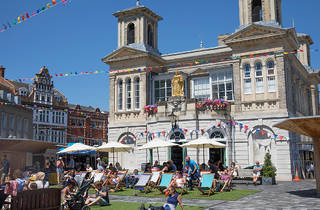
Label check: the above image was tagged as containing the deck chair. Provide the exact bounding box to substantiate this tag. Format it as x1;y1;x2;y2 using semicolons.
117;170;128;187
149;171;161;187
134;173;152;192
196;173;215;196
154;173;173;193
92;172;104;183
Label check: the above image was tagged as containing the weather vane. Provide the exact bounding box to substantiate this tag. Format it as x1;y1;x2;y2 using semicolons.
136;0;140;7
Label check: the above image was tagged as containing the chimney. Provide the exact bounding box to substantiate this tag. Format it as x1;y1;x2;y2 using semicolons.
217;33;230;46
0;66;5;78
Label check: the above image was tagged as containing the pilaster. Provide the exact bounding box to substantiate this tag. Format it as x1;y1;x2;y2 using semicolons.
233;61;242;112
276;55;286;110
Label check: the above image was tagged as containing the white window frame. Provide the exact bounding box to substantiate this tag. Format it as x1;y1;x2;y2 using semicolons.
134;77;140;110
243;63;252;94
255;62;264;93
126;78;132;111
153;79;172;103
267;60;276;92
192;77;211;100
211;70;234;101
117;80;123;111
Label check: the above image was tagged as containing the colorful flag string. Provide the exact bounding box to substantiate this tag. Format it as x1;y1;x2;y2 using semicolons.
7;49;319;83
0;0;70;33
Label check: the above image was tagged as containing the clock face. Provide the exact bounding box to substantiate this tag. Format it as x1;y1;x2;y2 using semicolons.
42;80;46;84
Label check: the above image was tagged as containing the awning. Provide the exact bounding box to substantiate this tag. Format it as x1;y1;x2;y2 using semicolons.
0;138;58;153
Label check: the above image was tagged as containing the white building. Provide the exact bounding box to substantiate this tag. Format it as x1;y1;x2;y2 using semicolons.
102;1;320;181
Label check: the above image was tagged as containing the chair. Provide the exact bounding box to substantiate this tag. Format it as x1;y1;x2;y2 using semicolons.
117;170;128;186
134;173;152;192
149;171;161;186
196;173;215;196
154;173;173;193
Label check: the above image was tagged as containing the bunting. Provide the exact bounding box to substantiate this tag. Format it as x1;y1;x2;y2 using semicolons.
0;0;70;33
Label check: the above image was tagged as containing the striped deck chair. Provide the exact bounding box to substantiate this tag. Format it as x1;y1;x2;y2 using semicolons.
117;170;128;187
154;173;173;193
134;173;152;192
149;171;161;187
196;173;215;196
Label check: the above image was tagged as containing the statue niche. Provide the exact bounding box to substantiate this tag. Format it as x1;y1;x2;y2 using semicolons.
172;71;184;97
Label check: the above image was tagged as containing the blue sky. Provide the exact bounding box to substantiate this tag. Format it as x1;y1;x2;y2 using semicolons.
0;0;319;111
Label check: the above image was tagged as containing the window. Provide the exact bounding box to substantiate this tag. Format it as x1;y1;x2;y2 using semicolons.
154;79;172;102
170;131;185;141
52;112;55;123
47;94;51;103
212;70;233;100
127;23;135;45
126;78;132;110
41;95;45;102
255;62;264;93
23;119;28;133
62;113;64;124
267;61;276;92
210;131;224;139
46;111;49;122
118;80;123;110
252;0;262;22
193;77;210;100
9;115;14;130
147;24;154;47
78;119;84;127
134;78;140;109
71;119;76;126
243;64;252;94
17;116;22;131
35;93;39;101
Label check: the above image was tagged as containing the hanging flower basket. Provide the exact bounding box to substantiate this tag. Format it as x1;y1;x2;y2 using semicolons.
196;99;229;111
144;104;158;115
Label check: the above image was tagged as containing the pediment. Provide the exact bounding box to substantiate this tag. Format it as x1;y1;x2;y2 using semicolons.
189;68;209;75
224;24;287;44
102;47;148;63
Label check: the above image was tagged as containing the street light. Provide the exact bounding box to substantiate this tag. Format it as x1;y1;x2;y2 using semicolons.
168;111;178;129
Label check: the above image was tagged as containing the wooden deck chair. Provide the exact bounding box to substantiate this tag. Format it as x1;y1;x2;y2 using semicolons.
196;173;215;196
134;173;152;192
149;171;161;187
92;172;104;183
117;170;128;187
154;173;173;193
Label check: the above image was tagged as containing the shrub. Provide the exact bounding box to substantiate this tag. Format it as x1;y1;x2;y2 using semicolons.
262;151;277;177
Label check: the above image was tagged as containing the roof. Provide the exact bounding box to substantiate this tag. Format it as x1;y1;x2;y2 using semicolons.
273;116;320;138
113;6;163;21
68;104;97;112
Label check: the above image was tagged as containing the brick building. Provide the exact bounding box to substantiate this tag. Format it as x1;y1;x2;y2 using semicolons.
67;104;108;146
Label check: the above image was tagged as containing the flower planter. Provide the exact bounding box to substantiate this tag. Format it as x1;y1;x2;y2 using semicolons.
262;177;276;185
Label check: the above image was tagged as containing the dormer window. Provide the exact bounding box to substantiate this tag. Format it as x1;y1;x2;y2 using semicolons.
19;87;28;96
127;23;135;45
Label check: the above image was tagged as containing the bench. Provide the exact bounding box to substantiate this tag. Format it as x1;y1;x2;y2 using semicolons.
10;188;62;210
232;169;262;185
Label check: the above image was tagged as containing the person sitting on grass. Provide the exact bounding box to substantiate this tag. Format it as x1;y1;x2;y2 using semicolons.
62;180;76;207
125;169;139;188
253;161;262;185
164;186;185;210
168;171;186;189
85;181;109;207
220;169;231;192
102;169;121;191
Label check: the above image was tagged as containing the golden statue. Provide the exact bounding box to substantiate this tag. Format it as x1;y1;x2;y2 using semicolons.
172;71;184;97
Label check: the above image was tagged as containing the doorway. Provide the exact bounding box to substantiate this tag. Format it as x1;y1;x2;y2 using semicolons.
171;146;183;171
209;148;225;166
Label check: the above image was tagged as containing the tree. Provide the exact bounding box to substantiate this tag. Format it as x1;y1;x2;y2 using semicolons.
262;151;277;177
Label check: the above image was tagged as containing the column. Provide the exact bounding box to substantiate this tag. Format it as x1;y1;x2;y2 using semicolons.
232;61;242;112
118;21;121;48
109;76;116;121
140;72;147;108
310;85;317;116
276;55;287;109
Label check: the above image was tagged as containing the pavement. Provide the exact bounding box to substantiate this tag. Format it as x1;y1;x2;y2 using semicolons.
109;181;320;210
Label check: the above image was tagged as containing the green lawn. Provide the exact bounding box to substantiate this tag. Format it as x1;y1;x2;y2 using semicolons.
108;188;259;201
89;202;204;210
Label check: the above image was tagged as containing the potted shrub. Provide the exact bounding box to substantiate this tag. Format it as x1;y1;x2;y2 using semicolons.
262;151;277;185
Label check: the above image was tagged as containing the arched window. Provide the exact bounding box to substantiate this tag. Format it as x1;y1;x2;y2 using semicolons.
170;131;185;141
243;64;252;94
267;60;276;92
210;131;224;139
118;80;123;110
126;78;132;110
134;78;140;109
255;62;264;93
252;0;262;22
127;23;135;45
118;132;136;145
147;24;154;47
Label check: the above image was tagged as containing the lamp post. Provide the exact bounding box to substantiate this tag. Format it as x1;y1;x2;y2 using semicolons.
168;111;178;129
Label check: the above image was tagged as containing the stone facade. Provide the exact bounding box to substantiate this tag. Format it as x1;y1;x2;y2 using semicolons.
102;1;320;181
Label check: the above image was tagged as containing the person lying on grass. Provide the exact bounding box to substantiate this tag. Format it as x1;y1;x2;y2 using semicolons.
85;181;109;206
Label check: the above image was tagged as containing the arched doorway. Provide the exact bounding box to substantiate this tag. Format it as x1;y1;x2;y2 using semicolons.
118;132;136;169
208;128;227;165
169;129;186;171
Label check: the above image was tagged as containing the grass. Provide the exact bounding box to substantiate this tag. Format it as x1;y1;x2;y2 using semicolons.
108;188;259;201
90;202;204;210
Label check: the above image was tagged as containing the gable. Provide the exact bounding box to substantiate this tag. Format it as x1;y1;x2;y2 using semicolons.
224;24;287;44
102;47;149;63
